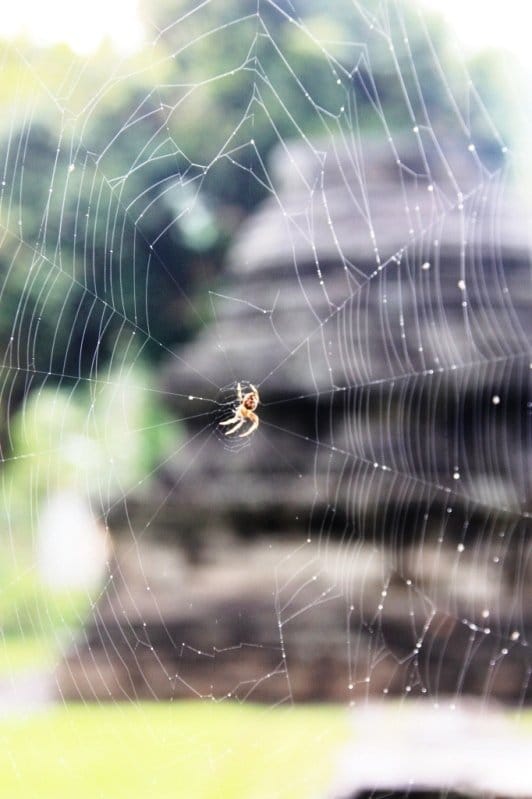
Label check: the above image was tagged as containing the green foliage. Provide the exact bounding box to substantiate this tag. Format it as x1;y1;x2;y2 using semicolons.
0;117;222;395
0;367;177;642
3;366;178;519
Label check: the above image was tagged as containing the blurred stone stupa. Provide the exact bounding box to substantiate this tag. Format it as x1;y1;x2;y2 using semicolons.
57;134;532;704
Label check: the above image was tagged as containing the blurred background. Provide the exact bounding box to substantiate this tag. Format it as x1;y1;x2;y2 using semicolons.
0;1;531;797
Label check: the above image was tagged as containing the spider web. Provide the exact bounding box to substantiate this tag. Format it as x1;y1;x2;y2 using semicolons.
0;0;531;796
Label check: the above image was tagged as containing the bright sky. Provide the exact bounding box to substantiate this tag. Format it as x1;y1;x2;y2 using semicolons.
0;0;144;54
0;0;530;63
423;0;532;69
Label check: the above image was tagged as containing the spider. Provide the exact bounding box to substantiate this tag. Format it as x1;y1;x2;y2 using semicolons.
219;382;260;438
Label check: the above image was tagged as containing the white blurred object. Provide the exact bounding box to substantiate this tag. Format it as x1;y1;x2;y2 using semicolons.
37;490;109;590
326;701;532;798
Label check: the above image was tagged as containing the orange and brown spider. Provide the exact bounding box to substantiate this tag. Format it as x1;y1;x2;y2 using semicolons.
219;382;260;437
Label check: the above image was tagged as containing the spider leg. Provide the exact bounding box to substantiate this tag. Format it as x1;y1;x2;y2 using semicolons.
219;414;239;426
239;415;258;437
224;418;245;436
237;382;242;402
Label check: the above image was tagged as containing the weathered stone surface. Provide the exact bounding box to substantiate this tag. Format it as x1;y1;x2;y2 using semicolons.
57;531;532;703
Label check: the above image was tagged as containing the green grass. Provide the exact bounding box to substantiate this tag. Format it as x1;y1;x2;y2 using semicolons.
0;701;349;798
